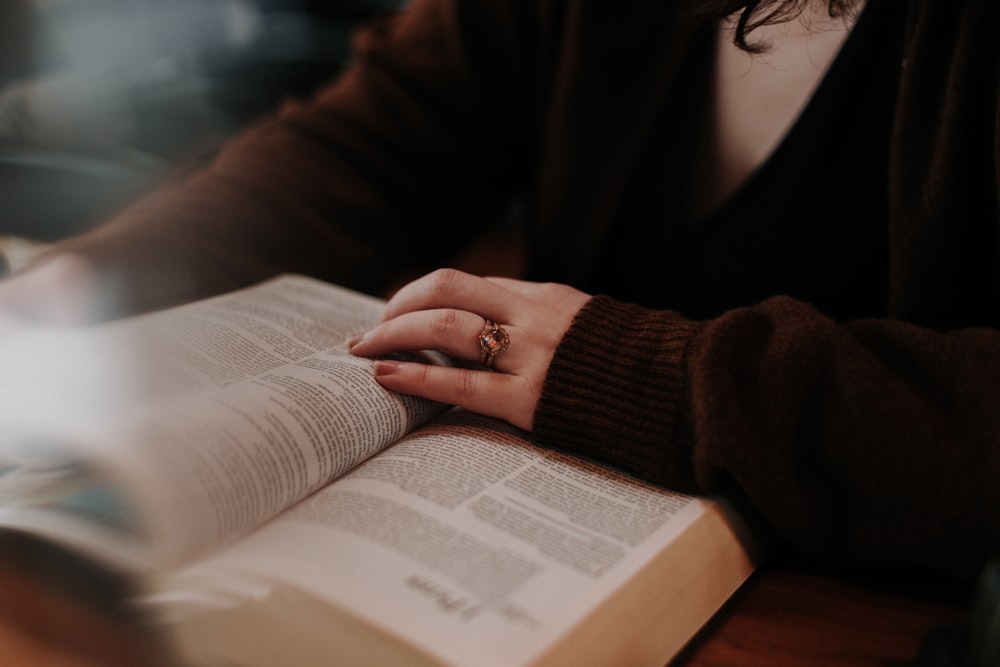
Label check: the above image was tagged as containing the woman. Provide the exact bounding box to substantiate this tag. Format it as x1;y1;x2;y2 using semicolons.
1;0;997;579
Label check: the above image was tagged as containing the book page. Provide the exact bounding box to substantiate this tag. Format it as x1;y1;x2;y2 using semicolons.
149;411;758;667
0;275;443;570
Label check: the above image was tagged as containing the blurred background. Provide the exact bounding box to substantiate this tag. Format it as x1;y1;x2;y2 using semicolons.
0;0;406;274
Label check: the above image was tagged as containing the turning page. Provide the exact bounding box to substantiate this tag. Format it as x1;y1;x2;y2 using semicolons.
0;275;441;570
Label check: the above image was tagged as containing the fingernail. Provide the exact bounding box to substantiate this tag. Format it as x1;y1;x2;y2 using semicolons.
373;359;402;377
348;332;367;350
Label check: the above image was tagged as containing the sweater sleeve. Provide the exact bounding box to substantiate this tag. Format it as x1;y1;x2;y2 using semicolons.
534;294;1000;579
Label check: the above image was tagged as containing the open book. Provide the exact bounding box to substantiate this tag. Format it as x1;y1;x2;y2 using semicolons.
0;274;765;667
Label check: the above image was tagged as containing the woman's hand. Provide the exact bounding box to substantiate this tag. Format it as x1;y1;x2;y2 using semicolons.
349;268;591;431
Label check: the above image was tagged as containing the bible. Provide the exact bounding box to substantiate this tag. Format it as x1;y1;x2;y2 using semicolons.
0;274;764;666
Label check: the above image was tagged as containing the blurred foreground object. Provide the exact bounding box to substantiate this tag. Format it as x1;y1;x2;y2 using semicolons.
0;235;48;277
0;0;406;242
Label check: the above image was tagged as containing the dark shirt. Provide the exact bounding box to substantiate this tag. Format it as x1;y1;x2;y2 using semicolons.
593;0;906;322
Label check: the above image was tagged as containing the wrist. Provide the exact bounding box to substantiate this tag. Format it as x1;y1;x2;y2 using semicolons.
533;295;702;489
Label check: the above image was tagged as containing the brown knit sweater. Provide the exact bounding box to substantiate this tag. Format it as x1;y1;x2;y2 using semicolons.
49;0;999;578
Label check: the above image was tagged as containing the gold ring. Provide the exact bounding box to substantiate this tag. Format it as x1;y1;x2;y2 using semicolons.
479;320;509;368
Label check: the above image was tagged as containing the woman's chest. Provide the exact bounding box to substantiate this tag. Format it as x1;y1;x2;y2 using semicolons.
691;10;856;220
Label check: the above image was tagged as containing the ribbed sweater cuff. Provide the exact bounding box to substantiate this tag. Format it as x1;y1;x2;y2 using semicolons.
532;295;703;489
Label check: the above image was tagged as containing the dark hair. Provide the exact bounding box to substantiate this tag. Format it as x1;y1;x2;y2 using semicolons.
694;0;863;52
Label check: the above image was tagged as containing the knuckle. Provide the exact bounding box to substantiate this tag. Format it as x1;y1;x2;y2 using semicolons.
428;268;463;296
454;370;482;401
431;308;463;336
413;362;434;386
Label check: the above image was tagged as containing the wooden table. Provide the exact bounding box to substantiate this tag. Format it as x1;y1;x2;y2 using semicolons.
0;532;973;667
675;553;972;667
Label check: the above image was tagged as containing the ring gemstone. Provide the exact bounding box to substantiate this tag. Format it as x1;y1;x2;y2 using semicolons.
479;321;509;368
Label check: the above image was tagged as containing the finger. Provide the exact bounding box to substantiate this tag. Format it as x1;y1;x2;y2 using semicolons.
351;308;488;362
372;359;536;431
482;276;539;296
381;268;521;324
